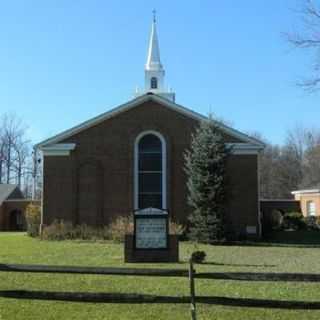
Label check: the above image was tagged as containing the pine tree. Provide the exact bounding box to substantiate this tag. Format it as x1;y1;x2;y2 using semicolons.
184;117;230;243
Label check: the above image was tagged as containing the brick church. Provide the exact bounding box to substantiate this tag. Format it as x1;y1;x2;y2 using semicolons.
36;16;264;237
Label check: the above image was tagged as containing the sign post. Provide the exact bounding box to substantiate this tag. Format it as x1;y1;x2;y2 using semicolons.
124;208;179;263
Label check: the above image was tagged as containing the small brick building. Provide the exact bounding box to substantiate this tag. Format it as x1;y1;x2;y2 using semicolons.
292;186;320;217
36;17;265;237
0;184;32;231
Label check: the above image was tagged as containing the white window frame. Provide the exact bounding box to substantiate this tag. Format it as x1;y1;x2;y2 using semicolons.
134;130;167;210
307;200;316;216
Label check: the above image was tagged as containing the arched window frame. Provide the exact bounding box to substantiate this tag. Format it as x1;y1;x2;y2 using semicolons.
150;77;158;89
134;130;167;210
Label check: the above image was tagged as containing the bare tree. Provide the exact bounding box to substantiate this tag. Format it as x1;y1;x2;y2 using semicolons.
0;113;32;192
257;125;320;198
302;145;320;186
286;0;320;91
0;127;5;184
12;137;31;188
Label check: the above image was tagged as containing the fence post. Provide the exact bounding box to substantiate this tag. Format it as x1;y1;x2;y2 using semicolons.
189;258;197;320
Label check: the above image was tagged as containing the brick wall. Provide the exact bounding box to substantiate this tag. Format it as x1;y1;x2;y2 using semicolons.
294;194;320;217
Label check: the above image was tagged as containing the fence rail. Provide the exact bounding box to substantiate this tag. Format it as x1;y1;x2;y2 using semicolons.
0;263;188;277
1;261;320;319
195;272;320;282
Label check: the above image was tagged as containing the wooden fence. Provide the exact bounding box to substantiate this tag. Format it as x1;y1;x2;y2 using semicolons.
1;261;320;319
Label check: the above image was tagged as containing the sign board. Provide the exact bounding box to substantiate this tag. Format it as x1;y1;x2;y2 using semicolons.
135;214;168;249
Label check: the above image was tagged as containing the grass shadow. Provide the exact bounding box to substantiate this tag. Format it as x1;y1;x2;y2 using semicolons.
202;262;277;268
1;290;320;309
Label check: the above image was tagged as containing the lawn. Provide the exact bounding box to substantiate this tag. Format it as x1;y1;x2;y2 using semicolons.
1;233;320;319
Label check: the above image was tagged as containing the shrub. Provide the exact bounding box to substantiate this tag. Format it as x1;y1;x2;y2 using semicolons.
42;220;73;241
282;212;306;230
304;216;320;230
191;251;206;263
169;220;185;236
25;203;41;237
41;220;110;241
41;216;185;242
261;209;283;235
109;215;133;242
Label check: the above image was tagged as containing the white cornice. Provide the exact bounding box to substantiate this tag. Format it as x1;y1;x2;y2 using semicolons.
260;199;298;202
41;143;76;156
228;143;264;155
291;189;320;195
35;94;265;149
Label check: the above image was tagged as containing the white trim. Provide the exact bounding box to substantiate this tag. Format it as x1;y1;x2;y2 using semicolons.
291;189;320;195
260;199;299;202
135;208;168;215
35;93;265;149
134;130;167;211
40;150;44;232
41;143;76;156
227;143;263;155
257;150;262;237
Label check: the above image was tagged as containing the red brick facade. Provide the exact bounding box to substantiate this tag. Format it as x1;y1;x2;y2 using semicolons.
41;98;261;236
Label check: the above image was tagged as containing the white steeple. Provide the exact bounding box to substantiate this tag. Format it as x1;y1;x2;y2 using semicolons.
145;12;163;72
134;11;175;102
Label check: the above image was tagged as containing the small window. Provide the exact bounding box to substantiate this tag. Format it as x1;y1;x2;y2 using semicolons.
307;201;316;216
151;77;158;89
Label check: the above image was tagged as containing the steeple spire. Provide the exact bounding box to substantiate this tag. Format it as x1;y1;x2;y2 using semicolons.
134;12;175;102
145;10;163;71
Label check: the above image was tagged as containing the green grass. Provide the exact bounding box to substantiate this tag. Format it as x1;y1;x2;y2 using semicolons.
0;233;320;319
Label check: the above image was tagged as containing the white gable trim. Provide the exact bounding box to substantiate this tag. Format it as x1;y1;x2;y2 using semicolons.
35;93;265;149
228;143;263;155
41;143;76;156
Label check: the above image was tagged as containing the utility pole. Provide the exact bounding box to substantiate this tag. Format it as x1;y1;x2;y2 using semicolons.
32;147;37;200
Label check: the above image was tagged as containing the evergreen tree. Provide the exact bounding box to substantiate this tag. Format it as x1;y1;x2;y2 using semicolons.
184;117;230;243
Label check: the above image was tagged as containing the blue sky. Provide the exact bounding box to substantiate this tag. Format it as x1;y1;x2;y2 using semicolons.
0;0;318;145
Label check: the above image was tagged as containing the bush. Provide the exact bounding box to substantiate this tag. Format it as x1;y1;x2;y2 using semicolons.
41;216;186;242
261;209;283;235
169;220;185;236
25;203;41;237
41;220;110;241
42;220;73;241
271;210;283;230
41;216;133;242
282;212;306;230
109;215;133;242
304;216;320;230
191;251;206;263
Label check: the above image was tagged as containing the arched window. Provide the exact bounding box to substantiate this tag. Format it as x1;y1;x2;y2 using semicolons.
134;131;166;210
151;77;158;89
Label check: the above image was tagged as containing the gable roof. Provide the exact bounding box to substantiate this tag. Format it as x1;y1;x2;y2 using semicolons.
0;184;22;205
35;93;265;149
